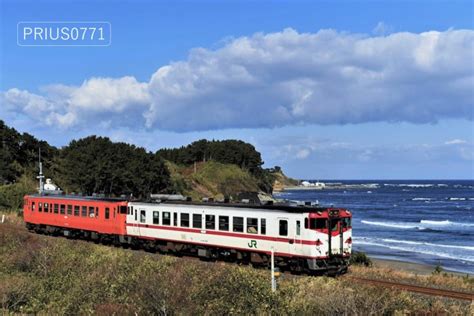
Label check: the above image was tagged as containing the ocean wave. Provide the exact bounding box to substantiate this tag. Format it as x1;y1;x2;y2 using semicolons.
420;220;474;227
447;197;467;201
361;219;474;230
382;183;469;189
381;238;474;251
411;197;432;201
361;220;421;230
384;184;435;188
354;237;474;263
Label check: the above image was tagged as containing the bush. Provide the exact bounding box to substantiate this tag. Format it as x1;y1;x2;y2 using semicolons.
0;177;36;212
432;264;443;275
349;251;373;267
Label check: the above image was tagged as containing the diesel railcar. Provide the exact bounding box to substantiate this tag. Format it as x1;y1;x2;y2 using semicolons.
23;194;352;275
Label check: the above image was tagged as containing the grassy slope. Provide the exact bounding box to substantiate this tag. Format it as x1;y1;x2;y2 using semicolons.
272;170;299;191
0;216;472;314
166;160;260;201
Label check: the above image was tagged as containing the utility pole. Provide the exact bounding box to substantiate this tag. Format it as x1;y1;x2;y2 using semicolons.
37;148;44;195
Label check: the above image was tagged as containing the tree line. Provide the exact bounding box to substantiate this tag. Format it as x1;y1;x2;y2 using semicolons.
58;136;170;197
156;139;274;193
1;121;274;199
0;121;170;198
0;120;58;184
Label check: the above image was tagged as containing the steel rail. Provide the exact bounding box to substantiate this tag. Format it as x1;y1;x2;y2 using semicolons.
347;276;473;301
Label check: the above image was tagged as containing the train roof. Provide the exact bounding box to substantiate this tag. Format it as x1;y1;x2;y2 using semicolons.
27;193;127;203
133;200;339;214
27;194;344;213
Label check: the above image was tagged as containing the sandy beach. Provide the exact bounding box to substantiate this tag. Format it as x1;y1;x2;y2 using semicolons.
371;257;472;277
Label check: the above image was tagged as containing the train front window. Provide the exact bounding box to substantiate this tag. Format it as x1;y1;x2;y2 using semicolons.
341;217;352;228
330;220;338;232
309;218;327;230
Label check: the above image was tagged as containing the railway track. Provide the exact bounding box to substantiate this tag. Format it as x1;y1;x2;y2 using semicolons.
346;276;474;301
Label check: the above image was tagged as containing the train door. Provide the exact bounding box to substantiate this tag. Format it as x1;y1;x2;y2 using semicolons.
137;209;147;237
328;217;342;256
198;210;207;244
278;217;290;254
132;207;140;237
292;219;303;255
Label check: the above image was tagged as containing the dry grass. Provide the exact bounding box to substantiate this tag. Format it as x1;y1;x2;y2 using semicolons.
350;265;474;292
1;215;472;315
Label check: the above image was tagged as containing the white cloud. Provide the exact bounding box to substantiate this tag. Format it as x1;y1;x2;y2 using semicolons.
68;77;149;112
2;28;473;131
1;77;149;129
372;21;393;36
295;148;311;159
445;139;467;145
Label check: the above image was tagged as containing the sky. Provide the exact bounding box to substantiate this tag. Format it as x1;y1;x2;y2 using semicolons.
1;0;473;179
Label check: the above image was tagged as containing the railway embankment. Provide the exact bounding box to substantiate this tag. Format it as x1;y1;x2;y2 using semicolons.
1;213;472;314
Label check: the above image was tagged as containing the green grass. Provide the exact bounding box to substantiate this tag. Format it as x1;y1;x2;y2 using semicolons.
166;160;260;200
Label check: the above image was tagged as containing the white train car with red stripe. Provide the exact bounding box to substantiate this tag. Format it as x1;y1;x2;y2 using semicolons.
23;180;352;274
126;201;352;274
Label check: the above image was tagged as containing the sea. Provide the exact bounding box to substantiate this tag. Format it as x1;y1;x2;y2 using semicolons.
273;180;474;274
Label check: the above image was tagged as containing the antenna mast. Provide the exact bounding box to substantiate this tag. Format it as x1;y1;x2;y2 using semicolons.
37;148;44;195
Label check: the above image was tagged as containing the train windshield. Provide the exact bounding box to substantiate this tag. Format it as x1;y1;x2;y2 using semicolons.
341;217;352;228
309;218;327;229
309;218;340;230
308;212;352;231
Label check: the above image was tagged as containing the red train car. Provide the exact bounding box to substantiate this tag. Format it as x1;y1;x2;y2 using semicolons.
23;194;128;242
